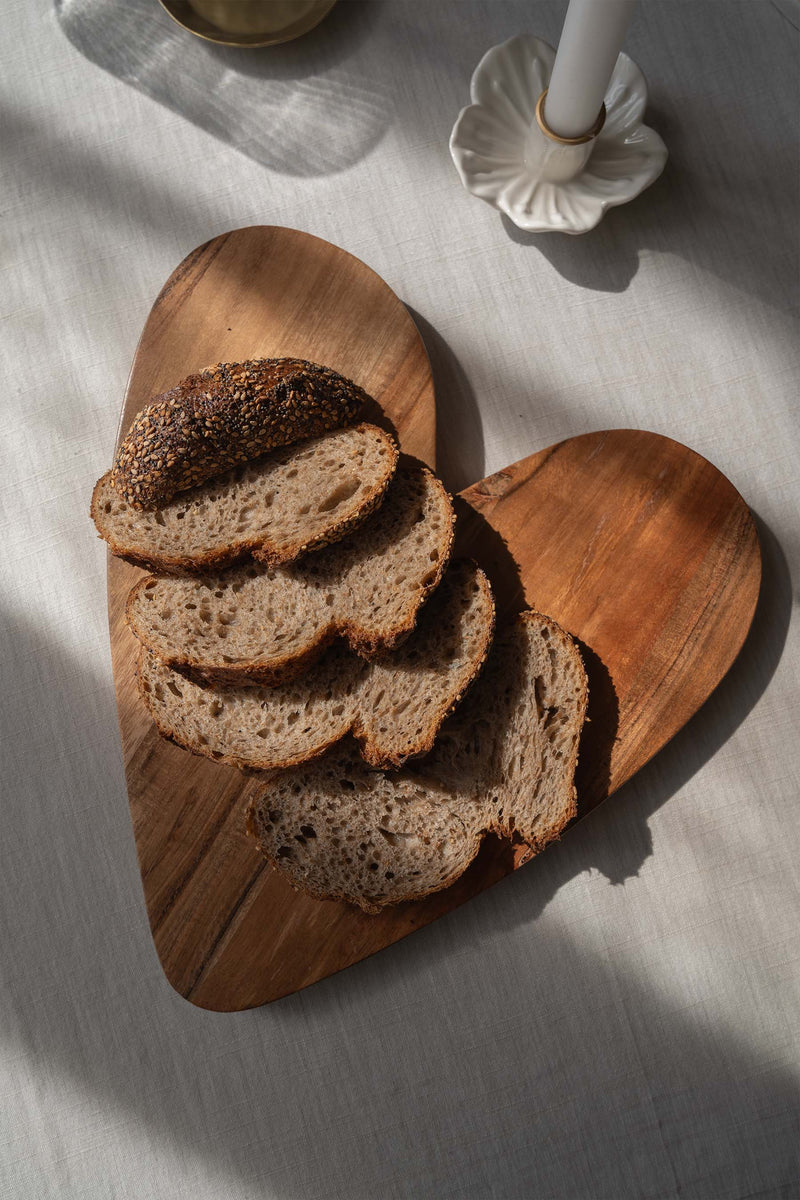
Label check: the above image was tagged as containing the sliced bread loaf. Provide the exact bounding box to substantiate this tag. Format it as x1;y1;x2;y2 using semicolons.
92;423;397;574
111;358;371;509
138;561;495;771
126;467;454;684
246;612;588;912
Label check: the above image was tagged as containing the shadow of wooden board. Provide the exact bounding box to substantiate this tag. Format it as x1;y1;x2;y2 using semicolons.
105;228;761;1011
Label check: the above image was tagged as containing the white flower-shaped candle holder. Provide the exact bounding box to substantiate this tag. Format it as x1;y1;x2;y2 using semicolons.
450;35;667;235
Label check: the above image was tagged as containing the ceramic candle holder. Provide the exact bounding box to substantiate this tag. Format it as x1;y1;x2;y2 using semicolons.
450;35;667;235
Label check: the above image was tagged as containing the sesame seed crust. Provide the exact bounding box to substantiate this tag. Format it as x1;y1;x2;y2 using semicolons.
111;358;371;510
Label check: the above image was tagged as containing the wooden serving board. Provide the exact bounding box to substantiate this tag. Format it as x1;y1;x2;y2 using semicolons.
107;228;761;1011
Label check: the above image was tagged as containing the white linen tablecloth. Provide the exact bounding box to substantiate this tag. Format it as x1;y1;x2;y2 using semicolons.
2;2;798;1197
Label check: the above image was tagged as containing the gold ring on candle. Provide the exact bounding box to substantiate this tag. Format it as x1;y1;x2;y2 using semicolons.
535;90;607;144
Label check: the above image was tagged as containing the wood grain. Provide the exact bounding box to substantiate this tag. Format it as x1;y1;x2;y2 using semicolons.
105;228;761;1011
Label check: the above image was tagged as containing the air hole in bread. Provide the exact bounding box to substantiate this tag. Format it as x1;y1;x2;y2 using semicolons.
154;512;166;527
318;478;360;513
166;680;182;698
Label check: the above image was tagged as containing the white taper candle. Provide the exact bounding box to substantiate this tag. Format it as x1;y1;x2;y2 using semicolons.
544;0;638;139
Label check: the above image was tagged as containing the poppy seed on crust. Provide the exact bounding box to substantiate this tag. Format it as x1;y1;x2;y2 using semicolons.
111;358;371;510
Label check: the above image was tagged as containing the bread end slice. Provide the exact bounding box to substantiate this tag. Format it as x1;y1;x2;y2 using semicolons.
91;423;398;575
111;358;371;510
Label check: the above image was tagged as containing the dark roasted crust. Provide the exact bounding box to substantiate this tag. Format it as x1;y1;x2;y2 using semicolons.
111;358;371;509
91;425;399;576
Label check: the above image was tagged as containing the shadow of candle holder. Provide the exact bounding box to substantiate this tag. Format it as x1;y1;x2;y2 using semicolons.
55;0;392;177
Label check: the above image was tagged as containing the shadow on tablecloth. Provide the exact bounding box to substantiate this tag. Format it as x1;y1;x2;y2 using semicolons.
54;0;392;176
2;500;794;1196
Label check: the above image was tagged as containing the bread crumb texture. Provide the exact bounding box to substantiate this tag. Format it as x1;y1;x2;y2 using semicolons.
247;613;588;912
137;560;494;771
92;424;398;573
125;467;455;682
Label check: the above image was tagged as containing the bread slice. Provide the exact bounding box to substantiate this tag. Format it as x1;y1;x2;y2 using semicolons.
138;561;495;771
111;358;371;509
246;612;588;912
91;423;397;574
126;468;455;684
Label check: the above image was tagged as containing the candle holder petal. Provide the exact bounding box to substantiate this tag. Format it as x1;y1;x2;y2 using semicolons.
449;35;667;235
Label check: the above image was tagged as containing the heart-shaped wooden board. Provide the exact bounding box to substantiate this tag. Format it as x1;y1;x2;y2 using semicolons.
106;228;761;1011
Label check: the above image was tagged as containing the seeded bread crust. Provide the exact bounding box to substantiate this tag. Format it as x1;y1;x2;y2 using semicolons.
247;612;588;912
111;358;371;509
136;561;495;771
91;424;398;575
125;468;455;685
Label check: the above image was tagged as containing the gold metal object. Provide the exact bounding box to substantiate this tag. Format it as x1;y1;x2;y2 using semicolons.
535;89;606;145
157;0;337;48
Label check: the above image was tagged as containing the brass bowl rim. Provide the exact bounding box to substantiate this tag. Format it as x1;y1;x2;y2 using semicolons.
156;0;338;48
